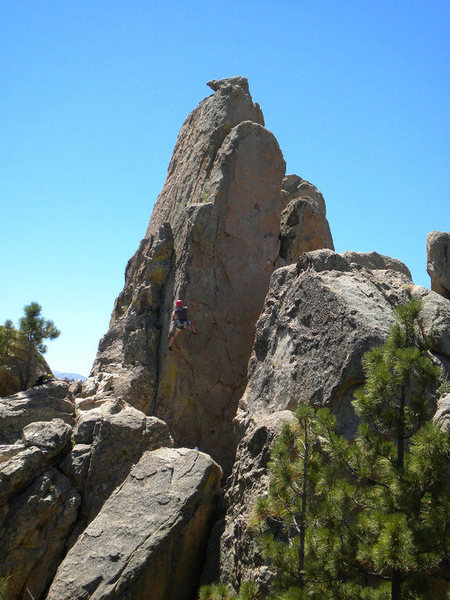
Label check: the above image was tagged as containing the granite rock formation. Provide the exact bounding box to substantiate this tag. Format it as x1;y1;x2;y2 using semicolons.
0;382;79;599
434;392;450;433
427;231;450;299
277;174;334;266
0;383;194;600
1;78;448;600
61;397;172;535
87;76;286;475
0;342;52;397
46;448;222;600
217;251;449;590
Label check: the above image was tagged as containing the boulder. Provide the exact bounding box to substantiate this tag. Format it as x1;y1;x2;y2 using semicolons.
0;381;74;444
411;285;450;359
218;249;413;588
427;231;450;299
46;448;222;600
278;174;334;265
61;398;172;526
0;468;79;600
22;418;72;452
434;393;450;432
241;249;411;432
0;342;52;397
0;418;72;509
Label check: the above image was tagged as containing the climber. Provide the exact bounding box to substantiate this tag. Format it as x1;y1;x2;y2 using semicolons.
33;373;54;386
168;299;197;350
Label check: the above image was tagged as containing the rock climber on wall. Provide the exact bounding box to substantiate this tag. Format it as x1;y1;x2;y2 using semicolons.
168;299;197;350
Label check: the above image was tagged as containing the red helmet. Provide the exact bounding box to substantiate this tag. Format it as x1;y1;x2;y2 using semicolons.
176;299;183;307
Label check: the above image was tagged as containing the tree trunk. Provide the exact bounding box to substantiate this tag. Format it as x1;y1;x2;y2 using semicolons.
396;386;405;472
24;338;33;390
392;569;402;600
297;422;308;588
393;386;405;599
12;356;26;391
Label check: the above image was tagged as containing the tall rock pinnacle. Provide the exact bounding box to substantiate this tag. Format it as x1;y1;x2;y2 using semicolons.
89;77;286;473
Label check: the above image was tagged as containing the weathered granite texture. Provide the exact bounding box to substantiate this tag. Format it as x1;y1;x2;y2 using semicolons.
434;393;450;432
0;380;75;444
0;468;79;600
277;174;334;265
0;383;79;600
0;343;52;397
61;397;173;532
218;249;427;588
0;384;174;600
46;448;222;600
86;77;286;475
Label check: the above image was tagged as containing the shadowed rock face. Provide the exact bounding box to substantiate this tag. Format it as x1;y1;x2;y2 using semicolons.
277;174;334;265
217;250;450;590
427;231;450;299
88;78;285;474
218;249;418;588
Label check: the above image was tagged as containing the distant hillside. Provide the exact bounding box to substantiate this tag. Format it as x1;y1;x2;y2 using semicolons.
54;371;86;381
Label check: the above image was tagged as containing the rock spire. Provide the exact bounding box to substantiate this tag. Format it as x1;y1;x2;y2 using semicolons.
89;77;286;474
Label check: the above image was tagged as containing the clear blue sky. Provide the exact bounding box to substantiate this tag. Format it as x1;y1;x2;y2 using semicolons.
1;1;449;377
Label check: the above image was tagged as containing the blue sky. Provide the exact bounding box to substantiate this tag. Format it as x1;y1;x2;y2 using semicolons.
1;0;449;377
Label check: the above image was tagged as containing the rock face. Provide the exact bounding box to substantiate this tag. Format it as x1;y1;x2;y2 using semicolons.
241;250;412;433
434;393;450;432
0;382;79;600
0;384;174;600
427;231;450;299
88;77;286;475
0;468;80;600
278;174;334;265
217;249;428;588
46;448;222;600
61;397;173;532
0;380;75;445
411;285;450;358
0;345;52;398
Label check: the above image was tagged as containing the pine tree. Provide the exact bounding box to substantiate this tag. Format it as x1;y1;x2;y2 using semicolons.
18;302;60;389
198;581;261;600
251;404;335;599
198;300;449;600
0;320;26;390
322;298;449;600
197;405;336;600
0;303;60;390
